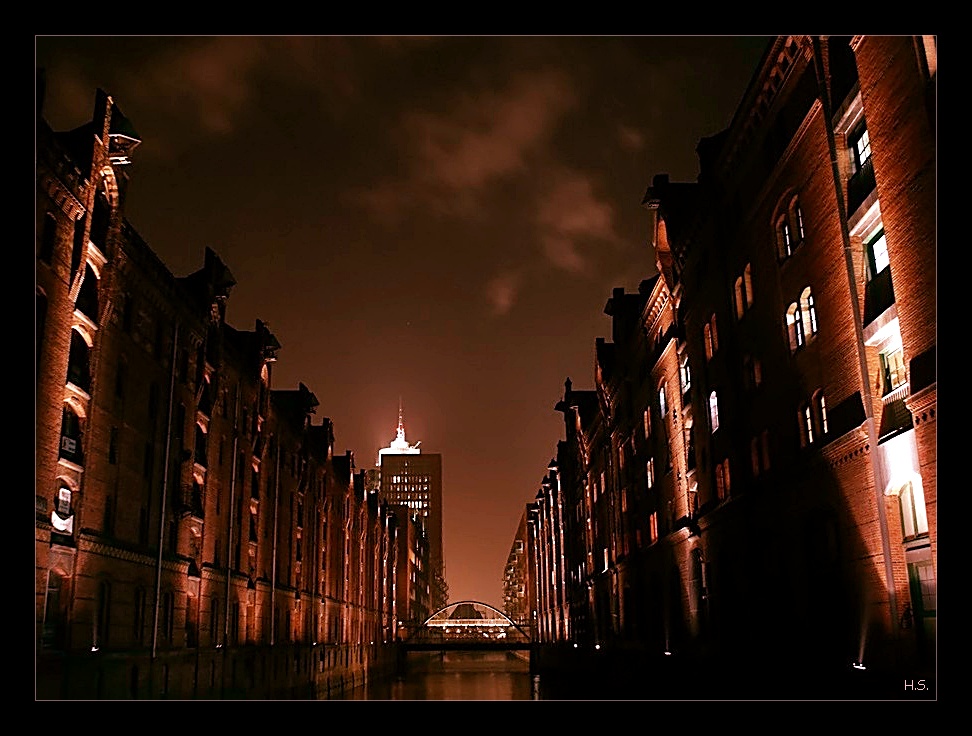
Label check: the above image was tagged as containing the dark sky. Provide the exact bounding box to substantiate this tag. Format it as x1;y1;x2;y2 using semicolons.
36;35;772;608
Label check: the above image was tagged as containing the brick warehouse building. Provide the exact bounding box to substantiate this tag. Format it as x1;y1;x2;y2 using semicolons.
527;36;935;698
35;81;420;699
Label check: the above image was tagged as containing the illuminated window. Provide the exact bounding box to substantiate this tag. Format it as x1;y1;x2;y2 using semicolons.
899;479;929;541
800;403;814;446
776;196;805;260
881;346;907;395
643;409;651;439
786;287;817;353
648;512;658;544
852;124;872;170
813;390;829;438
646;458;655;488
680;355;692;395
658;382;667;416
708;391;719;433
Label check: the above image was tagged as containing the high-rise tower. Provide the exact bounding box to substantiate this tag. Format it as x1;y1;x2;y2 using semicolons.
377;403;445;607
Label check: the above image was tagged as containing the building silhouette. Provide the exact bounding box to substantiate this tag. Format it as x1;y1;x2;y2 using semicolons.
524;35;936;698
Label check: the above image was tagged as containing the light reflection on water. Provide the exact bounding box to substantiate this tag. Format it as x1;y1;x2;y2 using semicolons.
334;651;536;701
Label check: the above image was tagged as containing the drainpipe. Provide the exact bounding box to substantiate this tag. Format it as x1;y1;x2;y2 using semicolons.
810;35;898;631
270;440;280;645
224;387;241;648
153;321;178;660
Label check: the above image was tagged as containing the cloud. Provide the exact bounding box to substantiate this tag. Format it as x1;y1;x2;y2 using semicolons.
535;170;619;273
485;271;524;317
353;68;577;220
129;38;268;135
618;123;645;152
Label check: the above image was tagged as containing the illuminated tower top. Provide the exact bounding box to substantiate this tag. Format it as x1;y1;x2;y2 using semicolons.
378;399;421;459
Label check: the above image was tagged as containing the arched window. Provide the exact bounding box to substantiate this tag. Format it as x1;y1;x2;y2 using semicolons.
658;382;667;416
708;390;719;433
786;302;804;352
813;390;829;438
777;215;792;260
800;403;814;446
734;263;754;320
734;276;746;320
795;203;805;243
800;287;818;341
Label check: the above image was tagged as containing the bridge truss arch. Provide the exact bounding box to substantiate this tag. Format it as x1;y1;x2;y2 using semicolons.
405;600;532;643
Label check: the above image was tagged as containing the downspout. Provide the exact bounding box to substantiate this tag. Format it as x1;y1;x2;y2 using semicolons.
153;320;178;660
270;440;280;645
810;35;898;632
224;387;240;648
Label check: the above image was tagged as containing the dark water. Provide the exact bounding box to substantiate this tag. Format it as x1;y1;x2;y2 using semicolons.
335;650;536;701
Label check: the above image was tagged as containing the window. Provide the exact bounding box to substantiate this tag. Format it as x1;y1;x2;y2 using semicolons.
761;430;771;471
777;216;793;260
813;390;829;439
786;286;817;353
800;403;814;446
776;196;805;260
864;228;889;280
899;479;929;541
852;124;872;170
643;409;651;439
648;512;658;544
708;391;720;433
881;347;907;395
658;382;667;416
800;287;818;341
134;587;146;643
109;427;118;464
704;314;719;359
680;355;692;395
716;459;731;500
734;263;754;319
646;458;655;488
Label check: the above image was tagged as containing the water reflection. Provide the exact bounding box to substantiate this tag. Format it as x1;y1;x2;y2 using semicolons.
336;651;534;701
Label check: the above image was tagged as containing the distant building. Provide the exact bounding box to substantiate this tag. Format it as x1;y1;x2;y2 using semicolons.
376;405;447;611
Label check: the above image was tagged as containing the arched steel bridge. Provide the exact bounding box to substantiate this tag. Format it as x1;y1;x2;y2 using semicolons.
400;601;533;651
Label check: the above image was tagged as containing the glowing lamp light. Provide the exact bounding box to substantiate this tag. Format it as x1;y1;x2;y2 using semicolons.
664;650;672;656
852;661;866;671
573;643;578;649
594;644;601;650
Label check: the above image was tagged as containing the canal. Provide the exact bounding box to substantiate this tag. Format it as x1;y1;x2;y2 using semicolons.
333;650;538;700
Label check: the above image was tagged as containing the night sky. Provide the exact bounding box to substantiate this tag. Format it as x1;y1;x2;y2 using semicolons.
36;36;772;608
